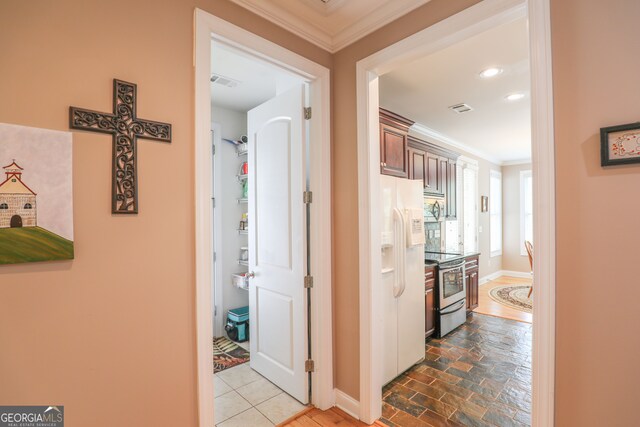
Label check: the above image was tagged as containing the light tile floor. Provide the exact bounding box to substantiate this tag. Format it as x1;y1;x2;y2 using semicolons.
214;363;306;426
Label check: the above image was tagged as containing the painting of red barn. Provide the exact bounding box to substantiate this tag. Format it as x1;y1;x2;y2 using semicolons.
0;123;73;264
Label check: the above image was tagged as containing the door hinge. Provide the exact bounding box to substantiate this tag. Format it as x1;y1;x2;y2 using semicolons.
305;359;315;372
212;143;216;155
304;275;314;289
304;107;312;120
303;191;313;204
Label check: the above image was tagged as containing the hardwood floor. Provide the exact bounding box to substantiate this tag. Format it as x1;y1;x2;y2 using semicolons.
280;407;370;426
474;276;533;323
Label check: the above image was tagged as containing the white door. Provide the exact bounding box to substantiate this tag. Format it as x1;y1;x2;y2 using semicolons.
247;84;308;404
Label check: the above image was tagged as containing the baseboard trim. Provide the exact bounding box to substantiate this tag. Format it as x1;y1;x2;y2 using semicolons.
479;270;502;285
334;389;360;420
480;270;532;285
501;270;534;279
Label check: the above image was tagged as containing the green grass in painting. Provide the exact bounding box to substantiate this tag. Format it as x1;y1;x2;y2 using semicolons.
0;227;74;264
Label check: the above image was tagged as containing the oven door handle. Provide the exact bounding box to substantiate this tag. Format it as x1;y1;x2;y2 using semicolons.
440;299;465;315
440;260;465;272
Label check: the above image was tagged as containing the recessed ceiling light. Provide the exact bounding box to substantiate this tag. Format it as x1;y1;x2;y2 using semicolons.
505;92;525;101
479;67;503;78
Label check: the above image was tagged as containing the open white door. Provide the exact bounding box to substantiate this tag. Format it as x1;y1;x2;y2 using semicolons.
247;84;308;404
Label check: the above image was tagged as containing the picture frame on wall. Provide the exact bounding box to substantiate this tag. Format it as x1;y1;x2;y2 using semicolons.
0;123;74;265
481;196;488;212
600;122;640;166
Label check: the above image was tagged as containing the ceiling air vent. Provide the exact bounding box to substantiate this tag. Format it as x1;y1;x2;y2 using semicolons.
449;103;474;114
210;74;240;88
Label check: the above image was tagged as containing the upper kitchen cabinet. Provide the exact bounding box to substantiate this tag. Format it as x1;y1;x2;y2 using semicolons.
439;157;449;196
379;108;414;178
425;150;440;195
447;159;457;219
408;147;426;185
409;136;458;198
379;108;459;217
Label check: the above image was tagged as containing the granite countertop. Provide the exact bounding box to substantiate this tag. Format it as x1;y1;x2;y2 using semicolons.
424;251;481;265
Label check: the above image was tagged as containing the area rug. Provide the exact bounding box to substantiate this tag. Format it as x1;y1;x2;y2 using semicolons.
213;336;250;373
488;285;533;313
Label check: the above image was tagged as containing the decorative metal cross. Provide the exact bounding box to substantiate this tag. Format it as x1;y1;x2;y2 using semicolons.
69;79;172;214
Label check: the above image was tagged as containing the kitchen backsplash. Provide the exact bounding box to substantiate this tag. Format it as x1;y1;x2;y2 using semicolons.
425;222;442;252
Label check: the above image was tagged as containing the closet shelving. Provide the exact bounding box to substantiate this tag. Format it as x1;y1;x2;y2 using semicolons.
234;140;249;291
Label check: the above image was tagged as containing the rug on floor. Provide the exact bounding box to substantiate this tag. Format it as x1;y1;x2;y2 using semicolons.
213;336;249;373
488;284;533;312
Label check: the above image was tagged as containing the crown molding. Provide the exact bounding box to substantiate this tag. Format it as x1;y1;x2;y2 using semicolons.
502;158;532;166
331;0;430;52
410;122;504;165
230;0;334;51
229;0;429;53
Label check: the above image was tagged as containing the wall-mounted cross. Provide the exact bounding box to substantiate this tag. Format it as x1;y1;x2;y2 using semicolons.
69;79;172;214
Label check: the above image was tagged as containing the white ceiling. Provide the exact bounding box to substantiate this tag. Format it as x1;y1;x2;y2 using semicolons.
229;0;429;52
211;42;303;112
379;18;531;164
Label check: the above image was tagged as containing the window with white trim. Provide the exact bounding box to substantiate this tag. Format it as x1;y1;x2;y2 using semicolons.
520;170;533;255
490;170;502;257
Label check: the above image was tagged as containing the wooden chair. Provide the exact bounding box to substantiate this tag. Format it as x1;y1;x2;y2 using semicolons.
525;241;534;298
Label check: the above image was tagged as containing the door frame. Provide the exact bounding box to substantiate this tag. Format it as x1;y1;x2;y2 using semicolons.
194;9;333;427
356;0;555;425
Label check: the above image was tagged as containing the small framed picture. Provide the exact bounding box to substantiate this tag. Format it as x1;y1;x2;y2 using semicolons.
600;122;640;166
481;196;488;212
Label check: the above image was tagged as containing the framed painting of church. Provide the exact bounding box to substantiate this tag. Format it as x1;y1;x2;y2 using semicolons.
0;123;74;264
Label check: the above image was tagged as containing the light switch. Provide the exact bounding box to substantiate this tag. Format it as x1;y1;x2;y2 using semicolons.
478;226;483;233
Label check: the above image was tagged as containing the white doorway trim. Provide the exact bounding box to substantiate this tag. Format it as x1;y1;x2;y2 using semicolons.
356;0;555;425
194;9;333;427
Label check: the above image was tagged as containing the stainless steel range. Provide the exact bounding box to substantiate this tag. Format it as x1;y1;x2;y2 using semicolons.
425;252;467;337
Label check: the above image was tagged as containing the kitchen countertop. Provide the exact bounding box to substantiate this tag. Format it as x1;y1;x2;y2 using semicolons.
424;251;481;265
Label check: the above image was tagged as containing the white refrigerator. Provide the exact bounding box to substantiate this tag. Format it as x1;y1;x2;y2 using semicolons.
380;175;426;385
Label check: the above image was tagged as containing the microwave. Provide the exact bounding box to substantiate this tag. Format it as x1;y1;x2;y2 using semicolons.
424;196;445;222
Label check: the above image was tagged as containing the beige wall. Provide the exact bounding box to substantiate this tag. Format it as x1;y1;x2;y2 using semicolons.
0;1;329;426
502;163;532;273
552;1;640;425
3;0;638;424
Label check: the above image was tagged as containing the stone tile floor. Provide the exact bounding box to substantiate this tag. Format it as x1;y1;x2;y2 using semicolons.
381;313;532;427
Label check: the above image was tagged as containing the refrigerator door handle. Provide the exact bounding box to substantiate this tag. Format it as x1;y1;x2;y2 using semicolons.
392;207;406;298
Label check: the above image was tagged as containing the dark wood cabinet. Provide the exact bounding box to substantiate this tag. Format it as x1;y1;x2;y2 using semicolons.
379;108;458;214
408;147;426;185
465;256;479;314
379;109;414;178
438;157;449;196
425;153;440;195
447;159;457;219
425;266;437;338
